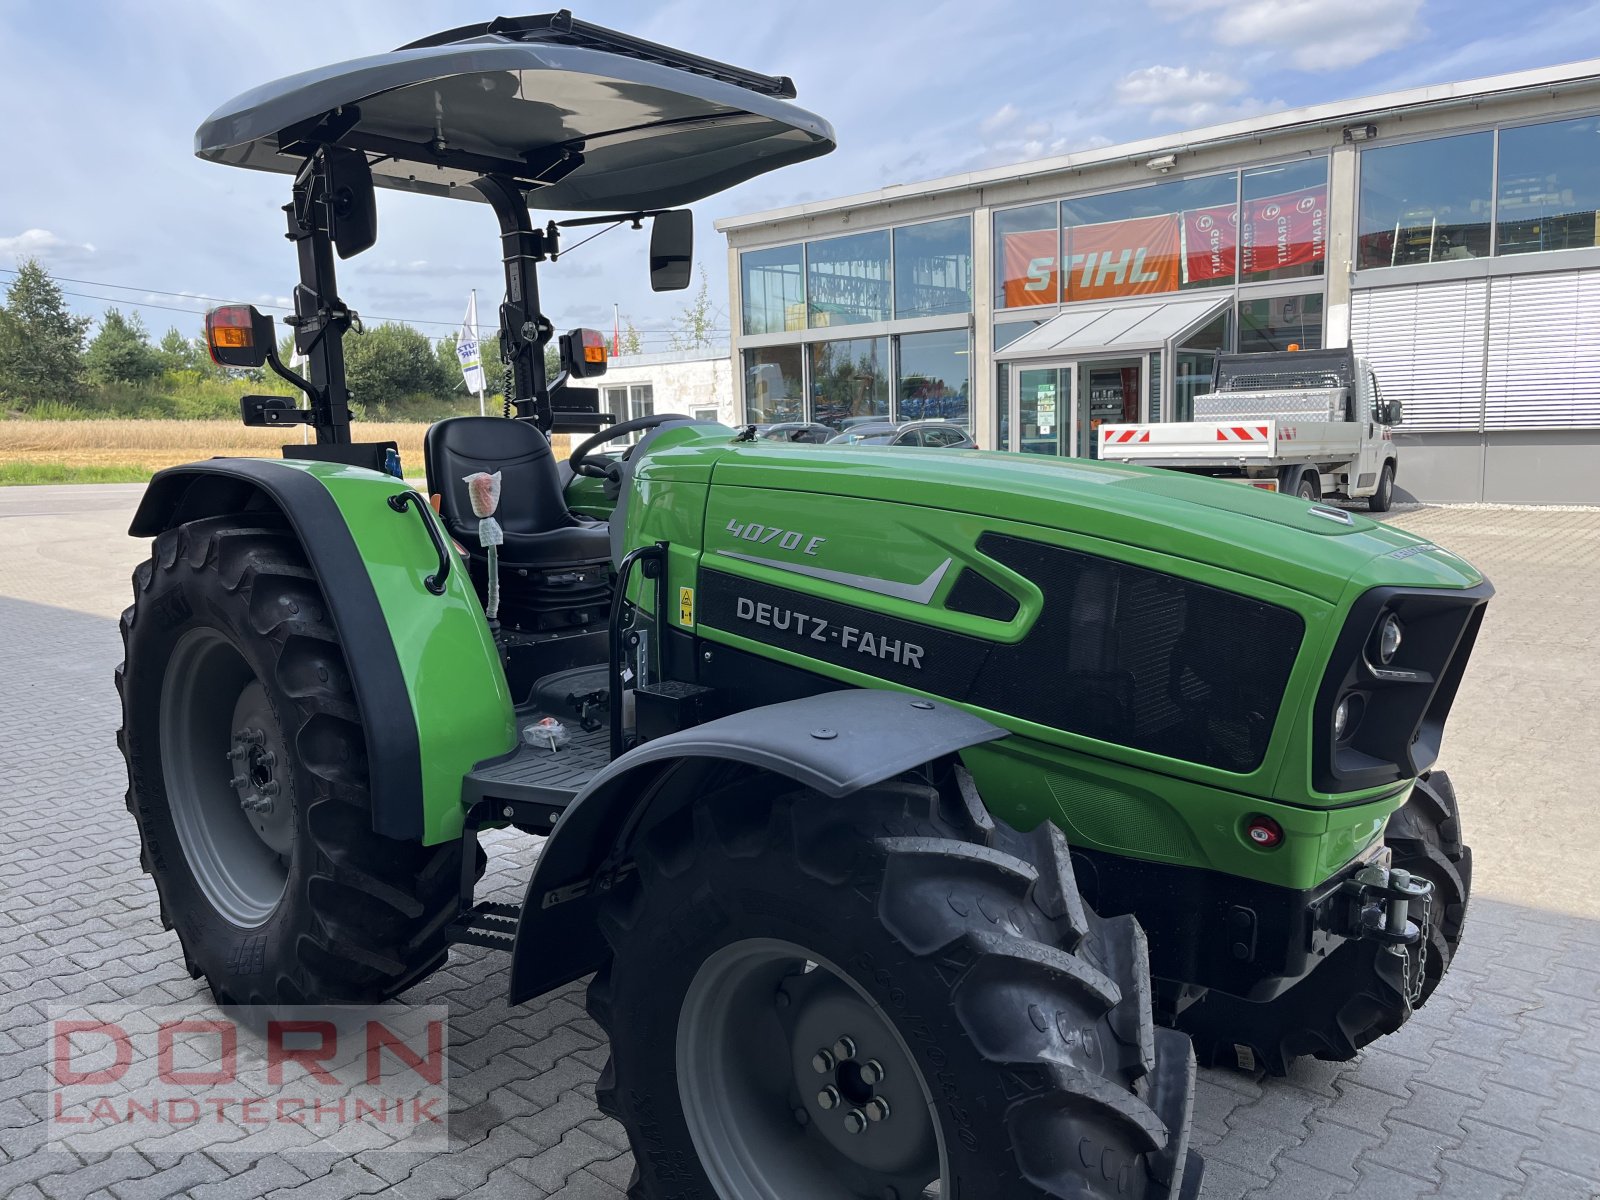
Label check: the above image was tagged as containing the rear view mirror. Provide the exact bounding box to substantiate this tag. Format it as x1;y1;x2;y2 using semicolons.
1380;399;1403;426
325;146;377;259
649;210;693;292
205;305;275;369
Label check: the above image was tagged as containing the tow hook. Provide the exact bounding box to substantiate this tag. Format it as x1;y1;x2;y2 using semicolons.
1344;864;1433;945
1343;864;1434;1003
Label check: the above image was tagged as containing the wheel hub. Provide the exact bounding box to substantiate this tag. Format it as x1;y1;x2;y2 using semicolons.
227;684;294;856
677;938;943;1200
159;629;291;929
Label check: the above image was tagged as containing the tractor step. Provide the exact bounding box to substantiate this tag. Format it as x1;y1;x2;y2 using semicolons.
447;900;521;952
463;719;613;814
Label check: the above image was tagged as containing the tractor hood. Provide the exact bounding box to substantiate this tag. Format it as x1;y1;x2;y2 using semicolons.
702;443;1483;602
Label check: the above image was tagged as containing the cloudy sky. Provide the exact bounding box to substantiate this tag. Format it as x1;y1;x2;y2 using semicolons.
3;0;1599;354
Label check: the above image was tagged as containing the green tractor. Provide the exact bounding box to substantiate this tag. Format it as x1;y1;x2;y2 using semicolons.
118;13;1489;1199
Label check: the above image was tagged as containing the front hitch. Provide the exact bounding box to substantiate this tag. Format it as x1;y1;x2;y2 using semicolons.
1340;864;1435;1004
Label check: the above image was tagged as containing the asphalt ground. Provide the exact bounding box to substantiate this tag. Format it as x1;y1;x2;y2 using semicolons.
1;483;1597;1198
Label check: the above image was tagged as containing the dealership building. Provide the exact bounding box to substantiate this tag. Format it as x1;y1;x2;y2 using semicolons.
715;59;1600;504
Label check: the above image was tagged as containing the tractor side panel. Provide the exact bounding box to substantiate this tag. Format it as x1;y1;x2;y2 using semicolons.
130;458;515;846
690;482;1396;890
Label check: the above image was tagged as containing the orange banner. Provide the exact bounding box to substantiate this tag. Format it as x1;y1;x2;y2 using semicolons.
1063;214;1182;302
1000;228;1059;307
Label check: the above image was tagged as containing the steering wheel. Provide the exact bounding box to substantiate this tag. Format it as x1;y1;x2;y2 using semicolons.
567;413;689;478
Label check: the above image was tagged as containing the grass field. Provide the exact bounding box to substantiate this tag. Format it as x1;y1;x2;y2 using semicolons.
0;419;572;484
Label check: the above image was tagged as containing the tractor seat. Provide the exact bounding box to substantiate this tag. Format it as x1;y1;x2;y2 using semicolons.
424;416;613;629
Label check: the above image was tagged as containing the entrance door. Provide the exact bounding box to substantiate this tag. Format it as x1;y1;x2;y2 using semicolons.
1079;358;1143;459
1010;363;1078;456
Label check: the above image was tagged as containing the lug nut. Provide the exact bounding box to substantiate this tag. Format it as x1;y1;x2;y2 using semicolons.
843;1108;868;1134
859;1059;885;1085
832;1036;856;1062
811;1049;836;1074
228;775;247;790
865;1097;891;1122
816;1086;840;1110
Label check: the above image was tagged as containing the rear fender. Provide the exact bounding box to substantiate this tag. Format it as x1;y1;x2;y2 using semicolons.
130;458;516;845
507;689;1005;1003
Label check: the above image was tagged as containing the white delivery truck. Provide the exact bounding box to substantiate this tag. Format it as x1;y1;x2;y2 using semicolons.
1099;348;1402;511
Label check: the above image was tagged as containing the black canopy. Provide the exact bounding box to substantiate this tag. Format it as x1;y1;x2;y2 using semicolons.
194;17;835;211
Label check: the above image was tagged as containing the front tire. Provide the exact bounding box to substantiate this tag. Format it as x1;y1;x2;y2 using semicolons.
1369;462;1396;512
587;765;1201;1199
117;514;475;1005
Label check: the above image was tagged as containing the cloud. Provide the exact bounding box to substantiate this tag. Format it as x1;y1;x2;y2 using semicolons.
1112;64;1284;127
979;103;1022;136
0;229;97;269
1153;0;1425;69
1115;65;1246;107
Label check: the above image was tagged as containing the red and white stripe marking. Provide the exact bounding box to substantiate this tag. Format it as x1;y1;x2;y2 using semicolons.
1215;425;1271;442
1105;429;1151;444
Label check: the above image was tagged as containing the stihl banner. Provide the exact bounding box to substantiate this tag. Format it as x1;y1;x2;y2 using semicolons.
1000;228;1058;307
1063;214;1181;302
998;187;1329;306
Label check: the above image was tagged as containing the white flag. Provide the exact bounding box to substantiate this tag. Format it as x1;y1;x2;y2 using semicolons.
457;293;486;395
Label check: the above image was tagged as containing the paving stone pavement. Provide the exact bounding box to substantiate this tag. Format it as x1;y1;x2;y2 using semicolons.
1;485;1598;1198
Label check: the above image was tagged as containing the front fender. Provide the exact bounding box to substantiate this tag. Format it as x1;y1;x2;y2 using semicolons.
130;457;516;845
507;689;1005;1003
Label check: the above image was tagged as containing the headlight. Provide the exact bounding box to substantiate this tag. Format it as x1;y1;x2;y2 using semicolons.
1376;614;1403;665
1334;697;1350;740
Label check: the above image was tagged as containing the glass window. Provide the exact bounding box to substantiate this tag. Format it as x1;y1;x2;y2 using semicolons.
741;244;806;335
1238;293;1323;355
1496;115;1600;256
896;330;970;425
1172;311;1230;422
893;217;972;317
810;337;889;430
807;230;890;327
630;383;654;421
1242;158;1328;281
1358;133;1493;269
743;346;804;425
603;385;628;418
994;203;1058;308
1061;172;1236;302
994;319;1044;350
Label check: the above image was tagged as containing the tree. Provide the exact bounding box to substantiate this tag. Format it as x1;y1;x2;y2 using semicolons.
0;259;92;406
621;319;643;356
666;266;719;352
342;321;452;410
157;326;211;375
86;308;162;385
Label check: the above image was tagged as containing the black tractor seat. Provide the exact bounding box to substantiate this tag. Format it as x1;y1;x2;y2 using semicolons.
424;416;613;630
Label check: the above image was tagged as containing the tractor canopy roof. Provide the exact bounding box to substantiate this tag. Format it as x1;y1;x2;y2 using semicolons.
194;11;836;211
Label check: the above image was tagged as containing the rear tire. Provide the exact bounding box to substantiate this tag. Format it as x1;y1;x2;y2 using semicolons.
1369;462;1396;512
1296;471;1320;502
587;765;1200;1199
1177;769;1472;1074
117;514;477;1005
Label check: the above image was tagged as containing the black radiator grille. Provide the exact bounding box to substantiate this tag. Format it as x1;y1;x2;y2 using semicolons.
969;534;1305;772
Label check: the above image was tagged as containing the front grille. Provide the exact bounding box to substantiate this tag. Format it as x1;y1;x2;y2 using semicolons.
969;535;1304;773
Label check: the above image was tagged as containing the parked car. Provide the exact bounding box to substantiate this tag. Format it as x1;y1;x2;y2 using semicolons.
826;419;977;448
753;421;834;444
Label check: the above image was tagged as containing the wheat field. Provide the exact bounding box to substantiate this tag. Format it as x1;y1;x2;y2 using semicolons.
0;419;571;478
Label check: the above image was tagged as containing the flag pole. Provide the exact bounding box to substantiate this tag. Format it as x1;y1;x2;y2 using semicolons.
472;288;485;417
